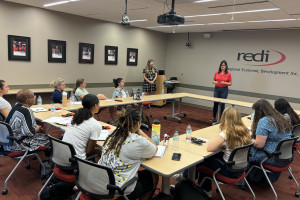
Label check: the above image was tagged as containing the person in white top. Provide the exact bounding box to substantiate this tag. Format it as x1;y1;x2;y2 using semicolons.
0;80;12;118
63;94;102;160
99;107;158;200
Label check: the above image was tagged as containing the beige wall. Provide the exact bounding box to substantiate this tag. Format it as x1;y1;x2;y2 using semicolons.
0;1;167;96
165;31;300;111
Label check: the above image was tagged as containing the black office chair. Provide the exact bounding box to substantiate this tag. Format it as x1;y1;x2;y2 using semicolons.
74;156;137;200
292;124;300;155
0;112;5;122
166;77;178;94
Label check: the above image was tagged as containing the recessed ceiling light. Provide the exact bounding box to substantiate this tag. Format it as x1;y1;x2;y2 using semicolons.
185;8;280;18
128;19;148;23
248;19;297;23
43;0;80;7
207;21;245;25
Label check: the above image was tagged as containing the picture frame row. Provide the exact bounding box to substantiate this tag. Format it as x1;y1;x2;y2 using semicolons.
7;35;138;66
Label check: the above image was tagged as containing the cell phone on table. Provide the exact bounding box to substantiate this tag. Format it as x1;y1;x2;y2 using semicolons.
172;153;181;161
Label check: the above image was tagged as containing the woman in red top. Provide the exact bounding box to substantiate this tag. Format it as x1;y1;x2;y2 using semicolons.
212;60;232;122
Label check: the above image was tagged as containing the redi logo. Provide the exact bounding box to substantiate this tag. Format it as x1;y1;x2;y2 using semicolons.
237;50;286;66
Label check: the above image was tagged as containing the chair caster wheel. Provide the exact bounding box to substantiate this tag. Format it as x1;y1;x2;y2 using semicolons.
178;120;181;123
240;184;246;190
295;192;299;197
164;116;167;120
289;175;293;179
25;165;31;169
2;189;8;195
183;114;186;117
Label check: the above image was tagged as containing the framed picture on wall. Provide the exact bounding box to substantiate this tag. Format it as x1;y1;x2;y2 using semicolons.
79;42;94;64
8;35;31;61
127;48;138;66
105;45;118;65
48;39;66;63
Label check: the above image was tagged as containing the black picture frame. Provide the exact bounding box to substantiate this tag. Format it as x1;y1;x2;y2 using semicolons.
8;35;31;61
105;45;118;65
127;48;138;66
48;39;66;63
79;42;94;64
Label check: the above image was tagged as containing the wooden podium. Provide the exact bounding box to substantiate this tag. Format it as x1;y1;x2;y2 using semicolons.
151;75;167;107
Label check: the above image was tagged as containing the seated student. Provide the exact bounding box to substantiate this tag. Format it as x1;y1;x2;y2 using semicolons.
99;107;158;200
62;94;102;160
73;78;107;101
112;78;129;99
50;78;69;103
274;98;300;126
173;107;251;197
4;89;49;152
248;99;292;183
0;80;12;118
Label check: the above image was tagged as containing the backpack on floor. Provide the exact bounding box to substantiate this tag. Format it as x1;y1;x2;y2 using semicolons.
173;180;210;200
141;111;151;128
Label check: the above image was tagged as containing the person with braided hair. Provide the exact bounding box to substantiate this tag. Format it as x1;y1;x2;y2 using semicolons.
99;107;158;200
63;94;102;160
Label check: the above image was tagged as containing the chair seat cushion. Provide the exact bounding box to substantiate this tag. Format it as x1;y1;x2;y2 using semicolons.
197;166;245;184
53;167;76;183
80;193;117;200
262;164;290;172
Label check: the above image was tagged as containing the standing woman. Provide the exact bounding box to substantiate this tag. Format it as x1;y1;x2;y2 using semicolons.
143;59;158;95
0;80;12;118
212;60;232;122
50;78;69;103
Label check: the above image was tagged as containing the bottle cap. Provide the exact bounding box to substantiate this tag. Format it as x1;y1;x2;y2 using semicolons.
153;119;160;124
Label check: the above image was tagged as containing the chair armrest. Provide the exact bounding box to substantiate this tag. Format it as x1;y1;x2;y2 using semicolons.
86;154;98;161
119;177;138;193
215;158;230;167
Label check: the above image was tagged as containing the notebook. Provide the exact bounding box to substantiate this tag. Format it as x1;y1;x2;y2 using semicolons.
155;145;166;157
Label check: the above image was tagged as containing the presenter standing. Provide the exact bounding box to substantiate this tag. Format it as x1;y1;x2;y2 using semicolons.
211;60;232;122
143;59;158;95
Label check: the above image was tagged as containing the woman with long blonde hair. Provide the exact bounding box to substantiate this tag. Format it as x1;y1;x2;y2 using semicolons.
173;107;251;197
142;59;158;95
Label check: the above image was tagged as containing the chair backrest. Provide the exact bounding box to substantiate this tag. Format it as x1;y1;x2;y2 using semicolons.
292;125;300;143
274;136;299;163
0;121;13;146
75;156;117;199
0;112;6;122
49;135;77;171
227;142;254;172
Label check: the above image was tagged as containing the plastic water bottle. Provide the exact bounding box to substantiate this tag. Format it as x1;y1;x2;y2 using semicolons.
51;103;56;117
70;95;75;106
141;92;145;101
161;88;164;99
37;95;42;106
186;125;192;142
173;131;179;150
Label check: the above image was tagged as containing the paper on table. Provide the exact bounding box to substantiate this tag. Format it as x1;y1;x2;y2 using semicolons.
73;101;82;105
197;138;210;142
105;99;112;101
98;130;111;141
155;145;166;157
43;117;72;126
31;107;48;112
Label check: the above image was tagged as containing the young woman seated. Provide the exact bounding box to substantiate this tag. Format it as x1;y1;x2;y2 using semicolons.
50;78;69;103
99;107;158;200
73;78;114;122
0;80;12;118
197;107;251;196
248;99;292;183
62;94;102;160
274;98;300;126
4;89;49;152
112;78;129;99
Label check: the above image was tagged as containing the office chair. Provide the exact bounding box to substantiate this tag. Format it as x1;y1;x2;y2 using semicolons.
0;121;47;195
292;124;300;155
74;156;137;200
245;137;299;200
38;135;77;200
197;143;255;200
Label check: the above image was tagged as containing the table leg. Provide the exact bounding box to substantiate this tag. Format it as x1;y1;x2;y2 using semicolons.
161;177;170;194
188;166;196;182
164;98;186;123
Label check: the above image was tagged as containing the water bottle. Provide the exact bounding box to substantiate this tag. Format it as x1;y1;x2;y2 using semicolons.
51;103;56;117
37;95;42;106
251;112;255;123
70;95;75;107
173;131;179;150
141;92;145;101
186;124;192;142
161;88;164;98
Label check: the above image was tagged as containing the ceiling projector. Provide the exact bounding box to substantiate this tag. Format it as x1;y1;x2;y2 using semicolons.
157;13;184;25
